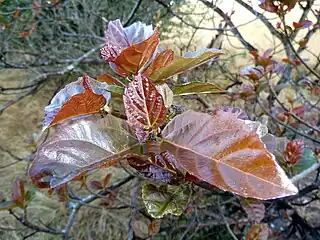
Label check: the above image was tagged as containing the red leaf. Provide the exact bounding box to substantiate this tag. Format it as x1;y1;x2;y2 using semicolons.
298;39;308;48
284;139;304;165
49;90;106;127
149;219;161;236
143;49;174;76
103;173;112;187
153;110;298;200
97;74;124;86
246;224;269;240
123;75;166;141
11;179;25;207
259;1;278;13
293;20;313;29
113;29;160;76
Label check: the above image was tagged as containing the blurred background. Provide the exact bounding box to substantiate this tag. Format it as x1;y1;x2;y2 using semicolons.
0;0;319;239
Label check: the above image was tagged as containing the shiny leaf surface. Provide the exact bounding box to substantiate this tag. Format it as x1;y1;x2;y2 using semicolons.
172;82;226;96
29;115;139;188
149;48;223;82
142;182;191;218
97;73;124;86
123;75;166;140
143;49;174;76
156;110;298;200
113;29;160;76
50;90;106;127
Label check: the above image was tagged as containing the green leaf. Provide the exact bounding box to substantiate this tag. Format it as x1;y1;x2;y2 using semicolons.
149;48;223;83
142;182;192;218
104;85;125;95
292;148;318;174
172;82;226;96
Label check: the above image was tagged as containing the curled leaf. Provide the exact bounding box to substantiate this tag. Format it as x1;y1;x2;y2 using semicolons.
123;75;166;141
112;30;160;76
246;223;269;240
149;48;223;82
284;139;304;165
29;115;139;188
155;110;298;200
172;82;226;96
142;182;191;218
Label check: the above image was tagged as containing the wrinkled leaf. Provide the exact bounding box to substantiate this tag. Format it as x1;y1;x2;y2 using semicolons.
284;139;304;165
149;48;223;82
113;29;160;76
142;182;191;218
172;82;226;96
240;198;265;224
144;49;174;76
50;90;106;127
245;223;269;240
123;74;166;141
29;115;139;188
154;110;298;200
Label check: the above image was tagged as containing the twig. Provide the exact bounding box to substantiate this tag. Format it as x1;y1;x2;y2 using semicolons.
291;162;320;184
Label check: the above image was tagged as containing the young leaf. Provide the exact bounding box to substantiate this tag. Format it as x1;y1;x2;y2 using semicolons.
245;224;269;240
123;75;166;141
149;219;161;236
240;198;265;224
293;20;313;29
97;74;124;86
103;173;112;187
154;110;298;200
113;29;160;76
50;90;106;127
142;182;191;218
29;115;139;188
143;49;174;76
149;48;223;82
284;139;304;165
172;82;226;96
11;179;25;207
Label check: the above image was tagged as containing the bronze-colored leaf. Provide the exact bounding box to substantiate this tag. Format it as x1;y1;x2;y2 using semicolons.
149;219;161;236
143;49;174;76
97;74;124;86
172;82;226;96
114;29;160;76
50;90;106;127
246;224;269;240
123;74;166;140
153;110;298;200
29;115;139;188
103;173;112;187
149;48;223;82
142;182;192;218
11;179;25;207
